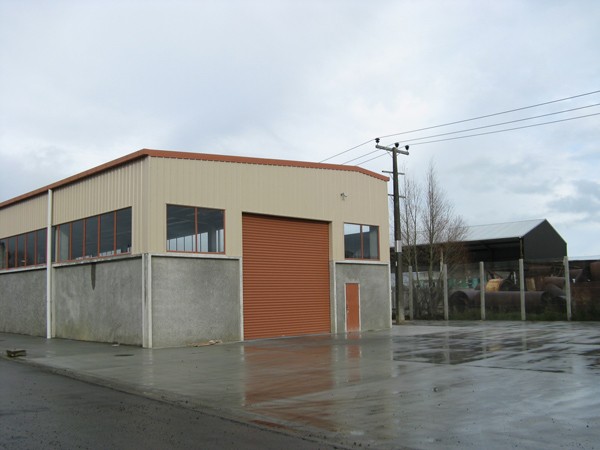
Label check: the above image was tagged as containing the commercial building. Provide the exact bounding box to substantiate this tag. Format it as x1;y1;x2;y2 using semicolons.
0;149;391;347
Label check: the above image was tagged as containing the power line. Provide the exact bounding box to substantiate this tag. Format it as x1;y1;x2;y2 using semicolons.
383;102;600;146
407;111;600;146
347;111;600;166
376;89;600;140
321;89;600;164
319;139;373;163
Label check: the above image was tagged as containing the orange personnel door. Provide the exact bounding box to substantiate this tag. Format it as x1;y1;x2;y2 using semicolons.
345;283;360;332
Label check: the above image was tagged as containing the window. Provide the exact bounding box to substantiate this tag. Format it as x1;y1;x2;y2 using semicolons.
0;229;47;270
85;216;99;258
344;223;379;260
167;204;224;253
7;237;16;268
54;208;132;263
71;220;84;260
16;234;25;267
115;208;132;254
36;229;46;265
99;212;115;256
57;223;71;261
0;239;6;269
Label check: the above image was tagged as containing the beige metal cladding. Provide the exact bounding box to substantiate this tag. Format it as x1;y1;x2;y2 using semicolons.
144;156;390;261
0;193;48;237
52;160;142;223
51;160;145;252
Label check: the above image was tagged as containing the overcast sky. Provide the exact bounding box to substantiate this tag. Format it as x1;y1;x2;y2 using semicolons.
1;0;599;257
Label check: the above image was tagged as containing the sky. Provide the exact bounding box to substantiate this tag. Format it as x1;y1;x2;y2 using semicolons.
1;0;599;257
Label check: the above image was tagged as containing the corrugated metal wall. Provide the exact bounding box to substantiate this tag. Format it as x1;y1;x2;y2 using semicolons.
145;157;389;260
242;213;331;340
0;194;48;237
52;160;145;252
1;154;389;262
52;160;142;223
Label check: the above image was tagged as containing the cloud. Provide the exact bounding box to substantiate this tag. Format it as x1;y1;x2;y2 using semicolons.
1;0;599;255
548;180;600;219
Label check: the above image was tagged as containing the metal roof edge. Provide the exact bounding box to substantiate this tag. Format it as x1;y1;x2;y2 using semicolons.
141;149;389;181
0;149;389;209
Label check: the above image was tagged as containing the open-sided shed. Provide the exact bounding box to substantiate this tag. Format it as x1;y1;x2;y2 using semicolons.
462;219;567;263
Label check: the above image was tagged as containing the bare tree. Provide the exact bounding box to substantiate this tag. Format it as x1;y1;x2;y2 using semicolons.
399;169;422;309
400;159;467;318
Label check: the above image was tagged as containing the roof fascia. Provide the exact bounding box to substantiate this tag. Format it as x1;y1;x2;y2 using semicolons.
0;149;388;209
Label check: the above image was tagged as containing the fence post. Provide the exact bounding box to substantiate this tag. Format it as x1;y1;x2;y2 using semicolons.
519;258;526;321
408;265;414;320
564;256;572;321
479;261;486;320
443;263;449;320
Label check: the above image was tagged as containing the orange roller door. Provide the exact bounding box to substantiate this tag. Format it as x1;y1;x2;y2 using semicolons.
242;213;331;340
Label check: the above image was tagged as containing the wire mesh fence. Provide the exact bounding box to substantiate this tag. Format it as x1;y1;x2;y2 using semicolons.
397;258;600;321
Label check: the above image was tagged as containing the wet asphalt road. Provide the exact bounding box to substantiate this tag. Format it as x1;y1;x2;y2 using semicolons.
2;321;600;449
0;358;340;450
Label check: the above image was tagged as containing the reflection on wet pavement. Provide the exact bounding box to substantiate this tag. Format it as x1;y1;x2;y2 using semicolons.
238;322;600;449
391;325;600;374
3;321;600;449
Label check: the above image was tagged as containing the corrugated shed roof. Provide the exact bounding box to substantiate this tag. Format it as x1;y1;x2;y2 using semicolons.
463;219;546;242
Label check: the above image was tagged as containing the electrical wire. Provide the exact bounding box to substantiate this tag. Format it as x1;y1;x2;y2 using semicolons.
321;89;600;164
376;89;600;140
343;103;600;164
347;111;600;166
387;103;600;145
319;139;373;163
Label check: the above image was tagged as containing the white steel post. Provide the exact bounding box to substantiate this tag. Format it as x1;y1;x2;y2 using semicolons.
479;261;486;320
46;189;53;339
147;253;153;348
564;256;572;321
408;265;414;320
443;263;449;320
519;258;526;320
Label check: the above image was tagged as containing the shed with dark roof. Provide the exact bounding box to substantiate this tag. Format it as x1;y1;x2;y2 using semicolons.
462;219;567;263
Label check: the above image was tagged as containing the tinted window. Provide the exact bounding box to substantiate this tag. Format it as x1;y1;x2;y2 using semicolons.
167;205;196;252
57;224;70;261
0;239;6;269
36;229;46;265
344;224;361;258
198;208;224;253
344;223;379;260
85;216;99;257
115;208;132;254
25;231;35;265
100;212;115;256
71;220;84;260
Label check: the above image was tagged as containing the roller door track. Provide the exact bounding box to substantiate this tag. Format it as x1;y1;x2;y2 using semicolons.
242;213;331;340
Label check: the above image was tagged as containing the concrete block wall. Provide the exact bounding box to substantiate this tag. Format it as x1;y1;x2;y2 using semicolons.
335;262;391;332
53;257;143;345
150;256;241;348
0;268;46;336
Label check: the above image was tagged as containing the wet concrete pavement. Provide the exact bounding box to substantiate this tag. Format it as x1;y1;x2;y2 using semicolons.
2;321;599;449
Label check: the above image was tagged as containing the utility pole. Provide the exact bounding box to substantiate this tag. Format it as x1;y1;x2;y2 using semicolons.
376;138;409;324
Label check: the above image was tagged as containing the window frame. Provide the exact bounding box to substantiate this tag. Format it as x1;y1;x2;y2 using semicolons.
166;204;225;254
0;228;48;270
344;222;380;261
53;207;132;263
